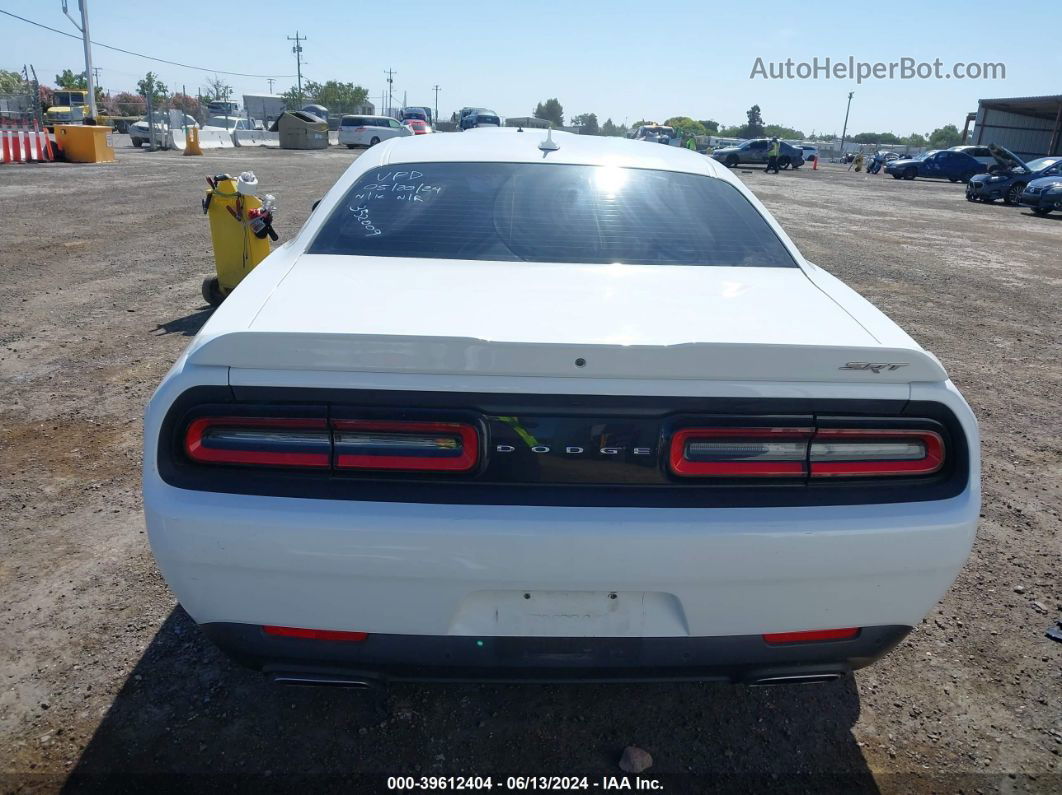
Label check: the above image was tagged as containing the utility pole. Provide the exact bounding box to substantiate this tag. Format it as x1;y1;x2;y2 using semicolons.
92;66;101;92
432;84;441;124
838;91;854;161
287;31;306;105
384;68;396;117
62;0;98;120
267;78;275;94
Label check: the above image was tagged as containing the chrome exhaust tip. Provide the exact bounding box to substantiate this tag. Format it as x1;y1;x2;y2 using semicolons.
751;672;844;686
271;672;377;688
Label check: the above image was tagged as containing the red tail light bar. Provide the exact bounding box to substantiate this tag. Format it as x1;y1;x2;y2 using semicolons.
669;426;944;479
333;419;478;472
263;625;369;642
183;415;479;474
763;627;860;644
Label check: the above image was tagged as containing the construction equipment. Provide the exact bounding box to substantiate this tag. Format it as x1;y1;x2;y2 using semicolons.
201;172;277;306
46;89;90;128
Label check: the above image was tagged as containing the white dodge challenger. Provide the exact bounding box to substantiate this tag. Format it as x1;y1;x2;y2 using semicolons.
144;129;979;686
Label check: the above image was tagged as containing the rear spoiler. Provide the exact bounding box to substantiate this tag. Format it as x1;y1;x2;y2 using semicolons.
187;332;949;384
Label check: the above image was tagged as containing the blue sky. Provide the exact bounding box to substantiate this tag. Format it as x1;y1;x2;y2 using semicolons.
4;0;1057;135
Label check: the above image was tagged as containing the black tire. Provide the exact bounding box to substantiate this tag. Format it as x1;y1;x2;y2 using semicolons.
725;154;739;167
903;167;916;180
949;177;959;183
779;155;791;169
1031;207;1051;216
346;144;355;149
369;136;381;146
966;192;977;202
201;277;225;307
132;138;143;148
891;173;902;179
1004;183;1025;206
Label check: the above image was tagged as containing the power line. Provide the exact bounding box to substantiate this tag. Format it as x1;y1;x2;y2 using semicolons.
0;8;297;78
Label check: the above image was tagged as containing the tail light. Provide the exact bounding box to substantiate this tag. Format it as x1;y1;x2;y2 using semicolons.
670;427;813;477
763;627;860;644
184;416;330;468
669;425;944;479
333;420;479;472
182;413;479;474
263;625;368;642
809;429;943;477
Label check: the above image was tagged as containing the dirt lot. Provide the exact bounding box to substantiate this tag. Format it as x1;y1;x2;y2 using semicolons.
1;143;1059;793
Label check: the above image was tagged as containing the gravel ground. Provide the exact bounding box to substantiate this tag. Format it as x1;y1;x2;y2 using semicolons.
0;143;1059;793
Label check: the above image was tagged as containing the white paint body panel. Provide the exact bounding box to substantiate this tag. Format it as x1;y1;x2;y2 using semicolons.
143;129;980;641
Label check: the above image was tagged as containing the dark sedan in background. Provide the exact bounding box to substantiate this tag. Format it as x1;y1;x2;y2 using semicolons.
712;139;806;169
885;150;986;182
966;147;1062;205
1019;175;1062;216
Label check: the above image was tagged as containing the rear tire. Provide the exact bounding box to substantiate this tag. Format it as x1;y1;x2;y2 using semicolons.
725;154;739;167
1004;183;1024;205
369;136;381;146
891;173;902;179
903;167;916;180
779;156;791;169
346;144;355;149
132;138;143;148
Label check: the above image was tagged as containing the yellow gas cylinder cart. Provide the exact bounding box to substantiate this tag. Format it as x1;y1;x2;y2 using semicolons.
201;171;278;306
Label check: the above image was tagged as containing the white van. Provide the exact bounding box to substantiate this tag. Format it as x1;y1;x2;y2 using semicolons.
338;115;413;148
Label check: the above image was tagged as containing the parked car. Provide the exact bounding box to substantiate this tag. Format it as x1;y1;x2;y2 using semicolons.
143;128;979;686
129;112;198;147
948;145;996;167
965;147;1062;205
402;119;432;135
884;150;986;182
202;116;254;132
633;125;677;145
711;139;805;169
461;110;501;130
400;107;428;123
337;115;414;147
799;145;818;163
1018;175;1062;216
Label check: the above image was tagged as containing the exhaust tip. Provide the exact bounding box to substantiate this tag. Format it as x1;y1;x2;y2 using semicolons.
271;672;377;688
751;672;844;686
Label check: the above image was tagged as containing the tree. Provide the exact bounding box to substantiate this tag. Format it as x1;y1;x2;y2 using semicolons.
533;98;564;127
851;131;901;145
665;116;707;139
201;74;232;102
740;104;764;138
170;92;201;117
55;69;87;89
111;91;143;116
698;119;719;133
601;118;627;137
764;124;805;139
281;80;369;113
0;69;24;94
571;112;600;134
902;132;928;147
927;124;962;148
137;72;168;104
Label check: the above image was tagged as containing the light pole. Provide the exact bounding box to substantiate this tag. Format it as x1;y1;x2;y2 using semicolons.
838;91;854;160
62;0;98;120
433;84;441;125
287;32;306;105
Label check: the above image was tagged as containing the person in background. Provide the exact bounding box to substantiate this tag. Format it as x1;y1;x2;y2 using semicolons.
765;137;781;174
685;135;698;152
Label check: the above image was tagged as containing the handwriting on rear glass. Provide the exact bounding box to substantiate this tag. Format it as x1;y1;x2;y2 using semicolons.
350;205;382;237
352;170;443;203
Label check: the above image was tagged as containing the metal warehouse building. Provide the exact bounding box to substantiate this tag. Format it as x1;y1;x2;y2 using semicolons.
965;95;1062;159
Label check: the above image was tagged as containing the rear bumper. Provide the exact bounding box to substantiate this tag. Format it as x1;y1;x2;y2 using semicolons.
146;484;977;641
202;622;912;684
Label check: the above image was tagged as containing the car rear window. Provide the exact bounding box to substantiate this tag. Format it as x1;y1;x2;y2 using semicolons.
308;163;797;267
342;117;363;127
